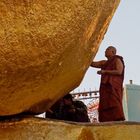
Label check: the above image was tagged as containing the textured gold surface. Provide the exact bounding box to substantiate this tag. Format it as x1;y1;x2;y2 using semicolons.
0;118;140;140
0;0;120;115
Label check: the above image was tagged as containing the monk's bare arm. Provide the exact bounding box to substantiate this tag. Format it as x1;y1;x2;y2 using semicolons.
90;60;106;68
98;58;123;75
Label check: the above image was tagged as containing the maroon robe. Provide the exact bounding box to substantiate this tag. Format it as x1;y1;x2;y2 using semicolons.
99;55;125;122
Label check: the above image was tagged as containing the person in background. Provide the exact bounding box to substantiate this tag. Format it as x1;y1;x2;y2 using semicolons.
60;93;90;122
90;46;125;122
45;93;90;122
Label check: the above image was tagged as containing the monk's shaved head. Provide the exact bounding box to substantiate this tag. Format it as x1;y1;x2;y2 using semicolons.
107;46;117;55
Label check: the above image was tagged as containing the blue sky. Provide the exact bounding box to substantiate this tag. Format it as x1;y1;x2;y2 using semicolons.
74;0;140;92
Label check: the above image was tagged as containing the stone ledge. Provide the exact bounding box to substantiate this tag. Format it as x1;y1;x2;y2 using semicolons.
0;117;140;140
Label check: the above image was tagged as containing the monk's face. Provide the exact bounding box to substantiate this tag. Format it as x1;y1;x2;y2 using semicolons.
105;47;116;58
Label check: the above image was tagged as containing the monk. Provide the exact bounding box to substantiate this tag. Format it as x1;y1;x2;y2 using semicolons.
91;46;125;122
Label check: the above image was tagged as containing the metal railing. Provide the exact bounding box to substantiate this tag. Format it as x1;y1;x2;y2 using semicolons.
71;90;99;100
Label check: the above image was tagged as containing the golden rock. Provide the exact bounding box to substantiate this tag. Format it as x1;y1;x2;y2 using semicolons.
0;0;120;115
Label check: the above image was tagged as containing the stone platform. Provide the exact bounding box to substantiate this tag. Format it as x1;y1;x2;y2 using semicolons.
0;117;140;140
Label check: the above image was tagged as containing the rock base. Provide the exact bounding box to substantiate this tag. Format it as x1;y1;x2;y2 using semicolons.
0;117;140;140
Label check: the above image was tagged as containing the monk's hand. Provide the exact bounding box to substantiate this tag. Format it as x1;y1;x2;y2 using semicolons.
97;70;105;75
